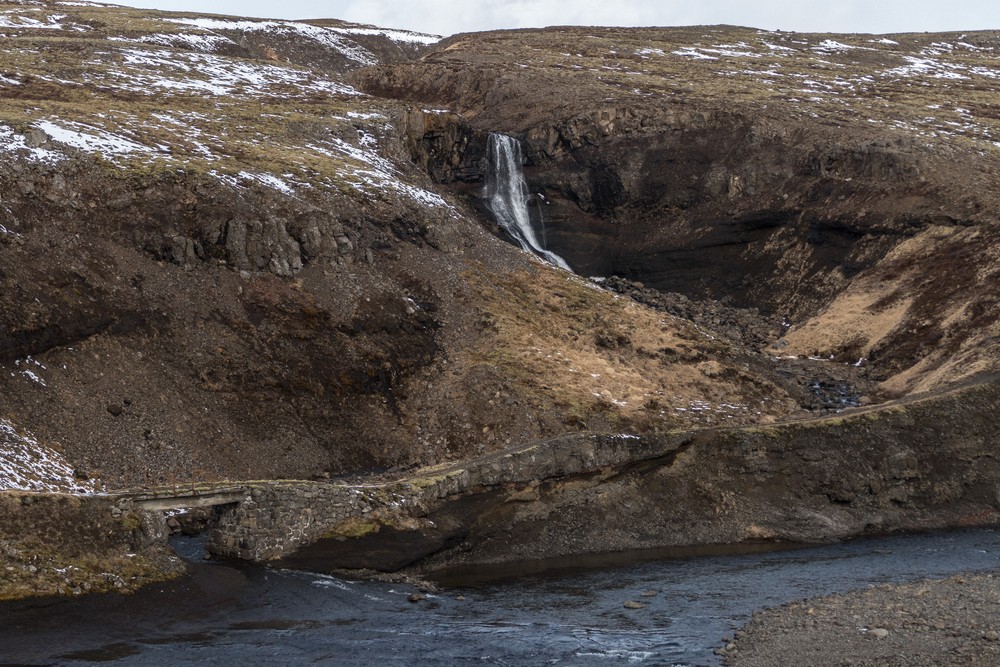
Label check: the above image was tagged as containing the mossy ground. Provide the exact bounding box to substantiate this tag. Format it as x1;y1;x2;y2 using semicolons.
322;516;381;539
0;544;181;601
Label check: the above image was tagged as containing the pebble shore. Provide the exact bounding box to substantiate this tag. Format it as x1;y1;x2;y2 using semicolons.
724;571;1000;666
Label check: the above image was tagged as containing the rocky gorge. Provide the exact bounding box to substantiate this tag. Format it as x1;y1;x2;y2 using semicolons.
2;0;1000;622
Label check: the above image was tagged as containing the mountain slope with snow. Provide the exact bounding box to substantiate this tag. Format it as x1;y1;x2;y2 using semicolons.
0;3;806;491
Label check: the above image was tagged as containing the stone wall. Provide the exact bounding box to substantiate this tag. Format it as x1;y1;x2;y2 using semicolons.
206;433;686;563
208;483;369;560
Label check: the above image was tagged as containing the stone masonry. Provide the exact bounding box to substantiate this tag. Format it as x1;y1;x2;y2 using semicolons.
205;432;686;562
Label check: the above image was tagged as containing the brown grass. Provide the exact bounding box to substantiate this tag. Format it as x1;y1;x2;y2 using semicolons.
465;266;794;429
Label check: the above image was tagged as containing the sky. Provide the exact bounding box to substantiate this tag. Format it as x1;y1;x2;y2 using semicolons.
106;1;1000;37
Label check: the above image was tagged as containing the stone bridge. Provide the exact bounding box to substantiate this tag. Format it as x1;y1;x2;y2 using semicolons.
10;377;1000;600
112;432;686;569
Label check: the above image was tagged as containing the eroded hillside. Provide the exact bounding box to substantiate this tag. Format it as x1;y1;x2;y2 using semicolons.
0;2;811;491
359;25;1000;400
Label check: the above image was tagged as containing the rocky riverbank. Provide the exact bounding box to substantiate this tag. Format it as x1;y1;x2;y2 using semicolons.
724;570;1000;666
0;492;183;600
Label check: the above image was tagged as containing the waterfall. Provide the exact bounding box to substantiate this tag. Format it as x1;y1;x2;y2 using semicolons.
484;133;571;271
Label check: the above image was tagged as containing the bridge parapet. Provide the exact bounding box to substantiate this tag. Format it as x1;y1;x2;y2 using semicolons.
117;484;250;512
207;482;392;561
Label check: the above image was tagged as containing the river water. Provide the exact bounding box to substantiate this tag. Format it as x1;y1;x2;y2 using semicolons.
2;529;999;666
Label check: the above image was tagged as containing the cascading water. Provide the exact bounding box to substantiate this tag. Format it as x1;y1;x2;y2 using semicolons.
484;133;571;271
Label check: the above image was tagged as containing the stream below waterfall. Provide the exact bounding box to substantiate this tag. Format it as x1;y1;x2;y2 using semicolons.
2;529;1000;665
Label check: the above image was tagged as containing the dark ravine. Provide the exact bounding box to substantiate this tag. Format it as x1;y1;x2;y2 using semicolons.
375;75;944;317
366;28;1000;399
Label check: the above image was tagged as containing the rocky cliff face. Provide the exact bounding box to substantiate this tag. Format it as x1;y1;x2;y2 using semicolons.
359;26;1000;399
1;4;999;535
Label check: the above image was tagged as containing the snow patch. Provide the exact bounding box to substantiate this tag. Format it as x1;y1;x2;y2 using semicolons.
813;39;855;52
148;112;218;160
968;66;1000;79
325;25;440;46
763;42;795;52
0;124;65;163
0;419;95;494
673;47;718;61
238;171;294;194
35;120;157;156
345;111;385;120
164;17;380;66
96;47;361;98
307;135;450;208
0;12;73;30
884;56;970;80
674;44;762;60
710;42;761;58
110;32;235;52
15;356;47;386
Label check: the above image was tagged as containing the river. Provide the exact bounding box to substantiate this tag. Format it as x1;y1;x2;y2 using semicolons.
1;529;999;665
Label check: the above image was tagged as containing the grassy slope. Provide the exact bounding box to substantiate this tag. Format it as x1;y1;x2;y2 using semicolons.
0;2;439;208
419;25;1000;146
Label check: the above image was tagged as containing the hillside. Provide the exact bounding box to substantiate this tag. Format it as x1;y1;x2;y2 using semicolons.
0;2;805;491
1;1;999;530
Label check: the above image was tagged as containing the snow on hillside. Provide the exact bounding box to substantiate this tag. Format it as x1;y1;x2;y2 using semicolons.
97;47;362;98
163;17;377;66
0;124;63;163
36;120;164;156
325;25;441;46
0;3;458;207
111;32;235;52
0;418;95;494
308;124;451;208
0;2;454;211
552;29;1000;147
0;8;90;31
164;16;440;52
